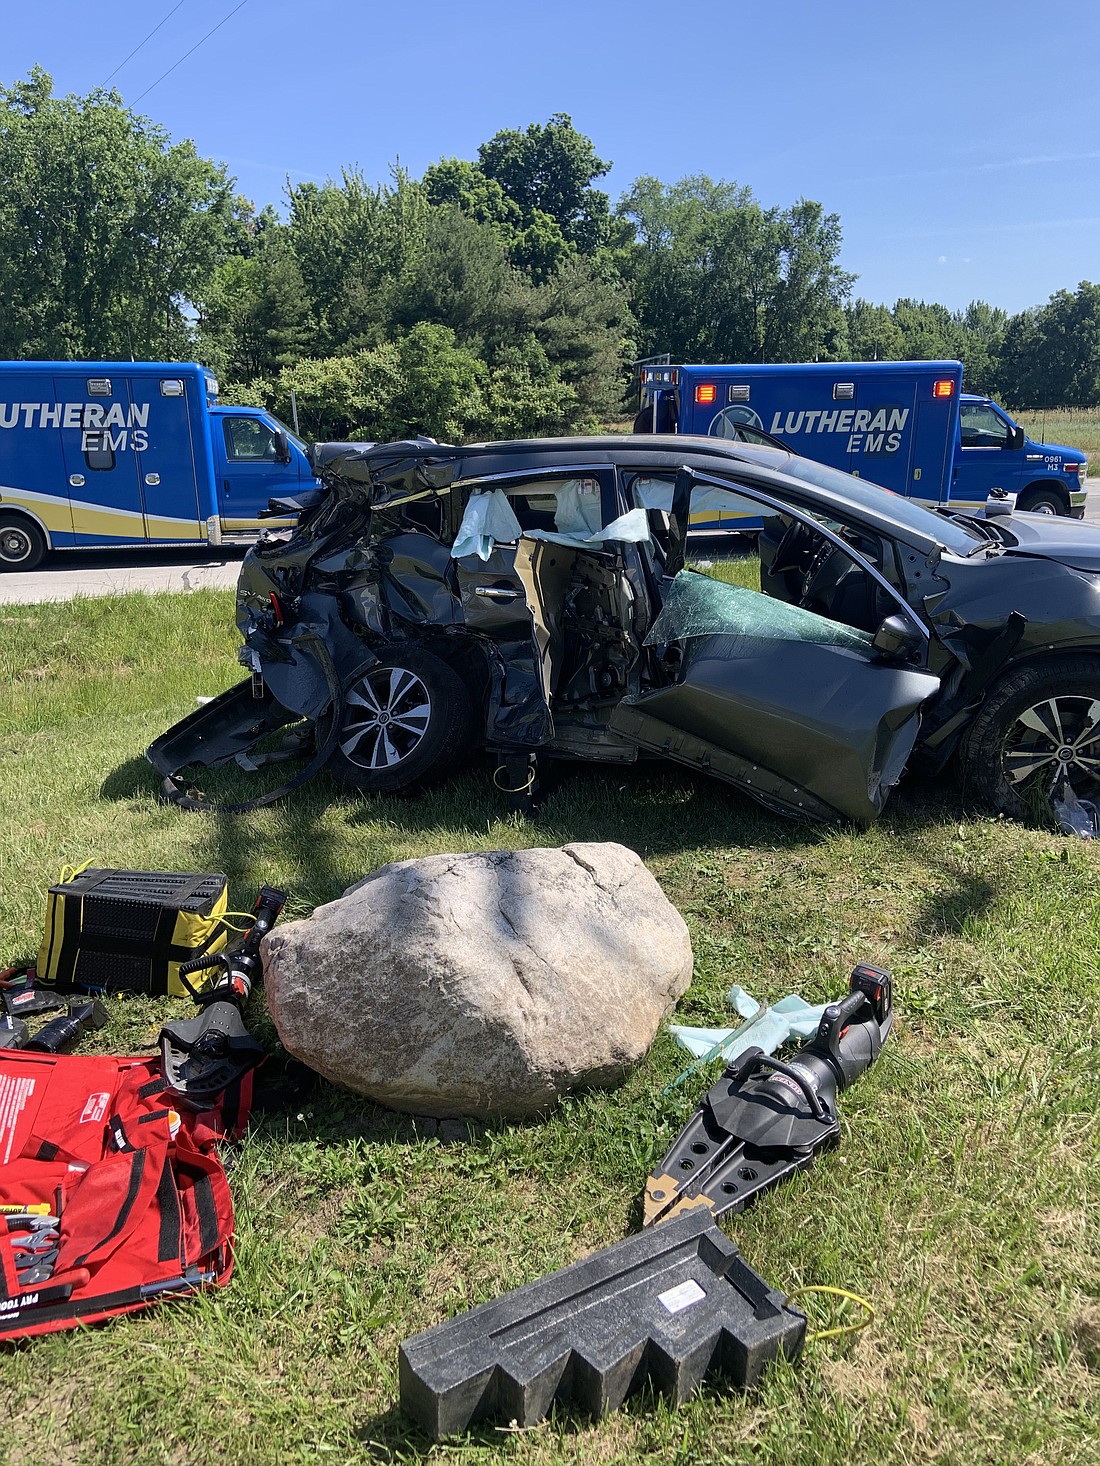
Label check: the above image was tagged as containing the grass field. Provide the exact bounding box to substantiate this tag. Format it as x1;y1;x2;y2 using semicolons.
1;590;1099;1464
985;408;1100;473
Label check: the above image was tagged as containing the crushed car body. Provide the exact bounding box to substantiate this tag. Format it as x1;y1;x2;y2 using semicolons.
148;434;1100;825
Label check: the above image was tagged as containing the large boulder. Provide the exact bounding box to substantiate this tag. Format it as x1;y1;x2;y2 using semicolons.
262;843;693;1119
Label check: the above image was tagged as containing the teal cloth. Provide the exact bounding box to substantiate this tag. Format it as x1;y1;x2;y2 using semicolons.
668;985;829;1069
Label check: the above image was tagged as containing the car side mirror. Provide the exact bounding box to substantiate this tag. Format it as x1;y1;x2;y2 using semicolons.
1008;424;1025;451
273;428;292;465
872;613;923;663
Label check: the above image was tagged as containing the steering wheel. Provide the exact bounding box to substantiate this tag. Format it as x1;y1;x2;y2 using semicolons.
769;519;818;576
799;539;840;608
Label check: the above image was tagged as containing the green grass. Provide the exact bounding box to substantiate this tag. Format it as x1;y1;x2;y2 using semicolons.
1009;408;1100;473
1;591;1099;1464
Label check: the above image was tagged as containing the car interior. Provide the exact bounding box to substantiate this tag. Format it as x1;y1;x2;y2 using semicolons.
376;467;921;758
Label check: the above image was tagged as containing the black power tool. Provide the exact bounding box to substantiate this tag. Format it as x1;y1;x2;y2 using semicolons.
644;964;893;1227
159;887;286;1108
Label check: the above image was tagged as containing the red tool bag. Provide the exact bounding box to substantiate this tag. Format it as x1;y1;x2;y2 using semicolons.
0;1049;249;1339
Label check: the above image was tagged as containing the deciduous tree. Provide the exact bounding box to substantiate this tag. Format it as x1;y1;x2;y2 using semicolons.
619;175;853;364
0;67;233;359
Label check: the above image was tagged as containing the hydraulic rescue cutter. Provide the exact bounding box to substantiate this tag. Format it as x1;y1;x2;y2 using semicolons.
644;964;893;1228
159;886;286;1107
398;964;894;1436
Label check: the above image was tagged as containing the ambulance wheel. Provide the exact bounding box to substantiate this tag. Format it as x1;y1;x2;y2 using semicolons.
1017;487;1065;516
324;647;474;795
0;515;46;571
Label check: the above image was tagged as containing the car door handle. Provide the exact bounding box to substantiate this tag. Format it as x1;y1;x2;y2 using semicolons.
474;586;523;601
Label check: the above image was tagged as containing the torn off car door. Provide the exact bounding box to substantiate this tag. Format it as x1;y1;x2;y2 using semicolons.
610;470;942;824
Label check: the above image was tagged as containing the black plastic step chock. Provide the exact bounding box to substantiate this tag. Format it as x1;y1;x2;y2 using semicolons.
398;1209;805;1439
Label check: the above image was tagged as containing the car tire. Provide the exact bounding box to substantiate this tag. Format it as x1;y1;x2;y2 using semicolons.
324;646;475;795
1017;487;1065;516
0;515;46;571
960;655;1100;819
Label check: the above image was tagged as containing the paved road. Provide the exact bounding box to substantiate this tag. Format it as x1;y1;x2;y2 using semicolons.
0;545;248;603
2;483;1099;603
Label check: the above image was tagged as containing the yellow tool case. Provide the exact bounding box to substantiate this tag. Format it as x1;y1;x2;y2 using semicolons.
36;869;229;997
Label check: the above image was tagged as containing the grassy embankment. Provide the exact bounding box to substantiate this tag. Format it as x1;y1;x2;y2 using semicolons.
997;408;1100;474
0;588;1097;1464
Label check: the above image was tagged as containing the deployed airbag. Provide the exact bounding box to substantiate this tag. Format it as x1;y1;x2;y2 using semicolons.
451;489;523;560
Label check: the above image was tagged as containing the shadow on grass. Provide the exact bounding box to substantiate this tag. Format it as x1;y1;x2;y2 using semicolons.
337;758;847;859
101;755;163;800
355;1395;620;1460
354;1375;731;1458
355;1403;436;1462
98;743;854;877
909;867;998;939
95;741;996;907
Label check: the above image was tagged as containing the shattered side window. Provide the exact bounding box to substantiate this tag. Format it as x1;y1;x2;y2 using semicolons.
644;570;873;652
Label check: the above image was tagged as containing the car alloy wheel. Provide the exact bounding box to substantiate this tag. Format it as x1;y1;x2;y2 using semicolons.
1003;694;1100;794
959;656;1100;820
323;646;475;797
340;665;433;770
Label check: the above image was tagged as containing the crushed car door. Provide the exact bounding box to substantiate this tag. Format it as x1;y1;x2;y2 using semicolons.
610;468;942;824
449;468;620;747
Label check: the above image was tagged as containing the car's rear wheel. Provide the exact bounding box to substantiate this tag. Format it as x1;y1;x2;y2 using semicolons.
0;514;46;571
324;646;474;795
961;656;1100;820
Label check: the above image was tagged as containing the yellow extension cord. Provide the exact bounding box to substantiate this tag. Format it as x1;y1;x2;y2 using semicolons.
785;1284;876;1343
492;763;536;794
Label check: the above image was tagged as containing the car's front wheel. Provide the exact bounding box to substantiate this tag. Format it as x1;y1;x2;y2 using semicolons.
324;646;474;795
961;656;1100;820
1017;486;1065;515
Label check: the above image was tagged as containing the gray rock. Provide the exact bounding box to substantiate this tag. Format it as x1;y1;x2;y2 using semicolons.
262;842;693;1119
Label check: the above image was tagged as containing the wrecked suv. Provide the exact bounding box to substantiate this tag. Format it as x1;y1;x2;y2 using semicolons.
148;434;1100;826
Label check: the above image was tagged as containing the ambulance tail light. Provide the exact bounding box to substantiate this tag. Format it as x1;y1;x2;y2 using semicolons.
695;384;717;405
933;379;956;399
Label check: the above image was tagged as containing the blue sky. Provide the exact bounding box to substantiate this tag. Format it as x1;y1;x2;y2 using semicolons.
5;0;1099;315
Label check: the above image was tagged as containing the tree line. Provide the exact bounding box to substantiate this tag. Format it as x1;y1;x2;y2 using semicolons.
3;66;1098;443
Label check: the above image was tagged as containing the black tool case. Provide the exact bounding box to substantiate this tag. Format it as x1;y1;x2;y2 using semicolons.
36;869;229;997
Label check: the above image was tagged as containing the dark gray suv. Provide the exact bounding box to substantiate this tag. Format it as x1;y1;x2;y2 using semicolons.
149;434;1100;826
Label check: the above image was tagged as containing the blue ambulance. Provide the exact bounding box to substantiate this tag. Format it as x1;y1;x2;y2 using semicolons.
636;359;1088;525
0;361;317;570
